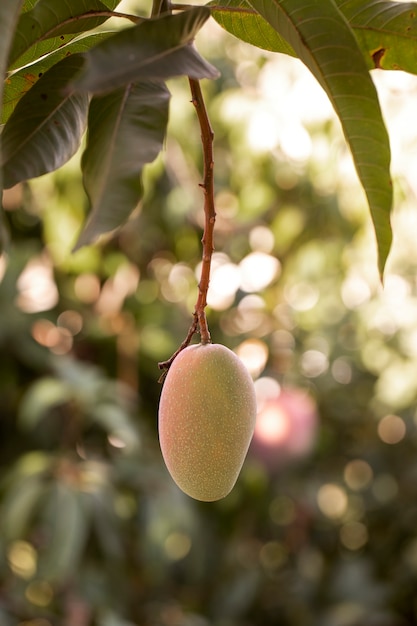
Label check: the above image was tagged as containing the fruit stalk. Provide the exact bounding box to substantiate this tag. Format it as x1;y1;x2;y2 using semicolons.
189;77;216;346
158;79;216;374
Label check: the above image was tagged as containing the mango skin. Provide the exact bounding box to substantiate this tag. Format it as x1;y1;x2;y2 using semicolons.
158;343;257;501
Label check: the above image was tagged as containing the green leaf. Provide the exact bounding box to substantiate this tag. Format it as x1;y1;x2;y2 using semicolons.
18;377;73;430
210;0;417;76
1;474;47;540
40;482;90;581
209;0;296;55
336;0;417;73
0;0;24;251
71;7;219;94
3;32;111;125
8;0;121;70
1;55;89;189
89;404;140;451
247;0;393;276
76;80;170;247
22;0;40;12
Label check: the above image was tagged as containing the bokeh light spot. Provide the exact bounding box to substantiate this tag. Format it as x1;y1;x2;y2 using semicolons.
255;403;291;446
300;349;328;378
74;273;101;304
317;484;348;520
57;309;83;335
235;339;268;377
377;414;406;444
341;275;372;309
249;225;275;253
164;532;192;561
7;541;37;580
239;252;280;292
16;256;59;313
340;521;368;551
25;580;53;607
31;319;73;354
284;281;319;312
331;358;352;384
344;460;373;491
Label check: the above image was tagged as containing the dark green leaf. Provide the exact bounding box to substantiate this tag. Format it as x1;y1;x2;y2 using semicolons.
209;0;296;55
9;0;121;70
71;7;219;94
336;0;417;73
0;0;24;251
2;33;111;125
1;55;89;189
76;81;170;247
248;0;393;276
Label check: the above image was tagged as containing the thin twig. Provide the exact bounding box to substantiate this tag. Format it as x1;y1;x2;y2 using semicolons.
158;79;217;377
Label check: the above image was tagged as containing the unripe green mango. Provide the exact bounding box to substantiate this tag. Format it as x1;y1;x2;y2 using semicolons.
158;343;257;501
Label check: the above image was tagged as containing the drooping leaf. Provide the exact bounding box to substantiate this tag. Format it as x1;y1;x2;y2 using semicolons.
210;1;417;75
335;0;417;73
76;80;170;248
247;0;393;276
2;33;111;125
1;55;89;189
8;0;121;70
209;0;295;55
0;0;25;251
71;7;219;94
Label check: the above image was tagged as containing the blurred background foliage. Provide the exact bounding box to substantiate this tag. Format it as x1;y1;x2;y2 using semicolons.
3;3;417;625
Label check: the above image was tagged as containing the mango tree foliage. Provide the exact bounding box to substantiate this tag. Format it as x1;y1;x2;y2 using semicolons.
2;0;417;273
0;0;25;247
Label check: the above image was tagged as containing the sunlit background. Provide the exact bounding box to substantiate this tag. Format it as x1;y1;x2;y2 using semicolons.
2;4;417;626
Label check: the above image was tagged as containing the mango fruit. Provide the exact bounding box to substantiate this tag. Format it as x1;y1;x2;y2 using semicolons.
158;343;257;501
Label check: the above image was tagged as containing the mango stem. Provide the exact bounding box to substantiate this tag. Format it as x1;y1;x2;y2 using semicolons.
189;78;215;345
158;78;216;376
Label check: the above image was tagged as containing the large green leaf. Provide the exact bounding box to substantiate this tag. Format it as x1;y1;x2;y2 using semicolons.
0;0;25;250
8;0;121;70
1;55;89;188
72;7;219;93
246;0;393;276
0;0;25;138
210;0;417;75
76;80;170;248
209;0;295;54
336;0;417;73
2;32;111;125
